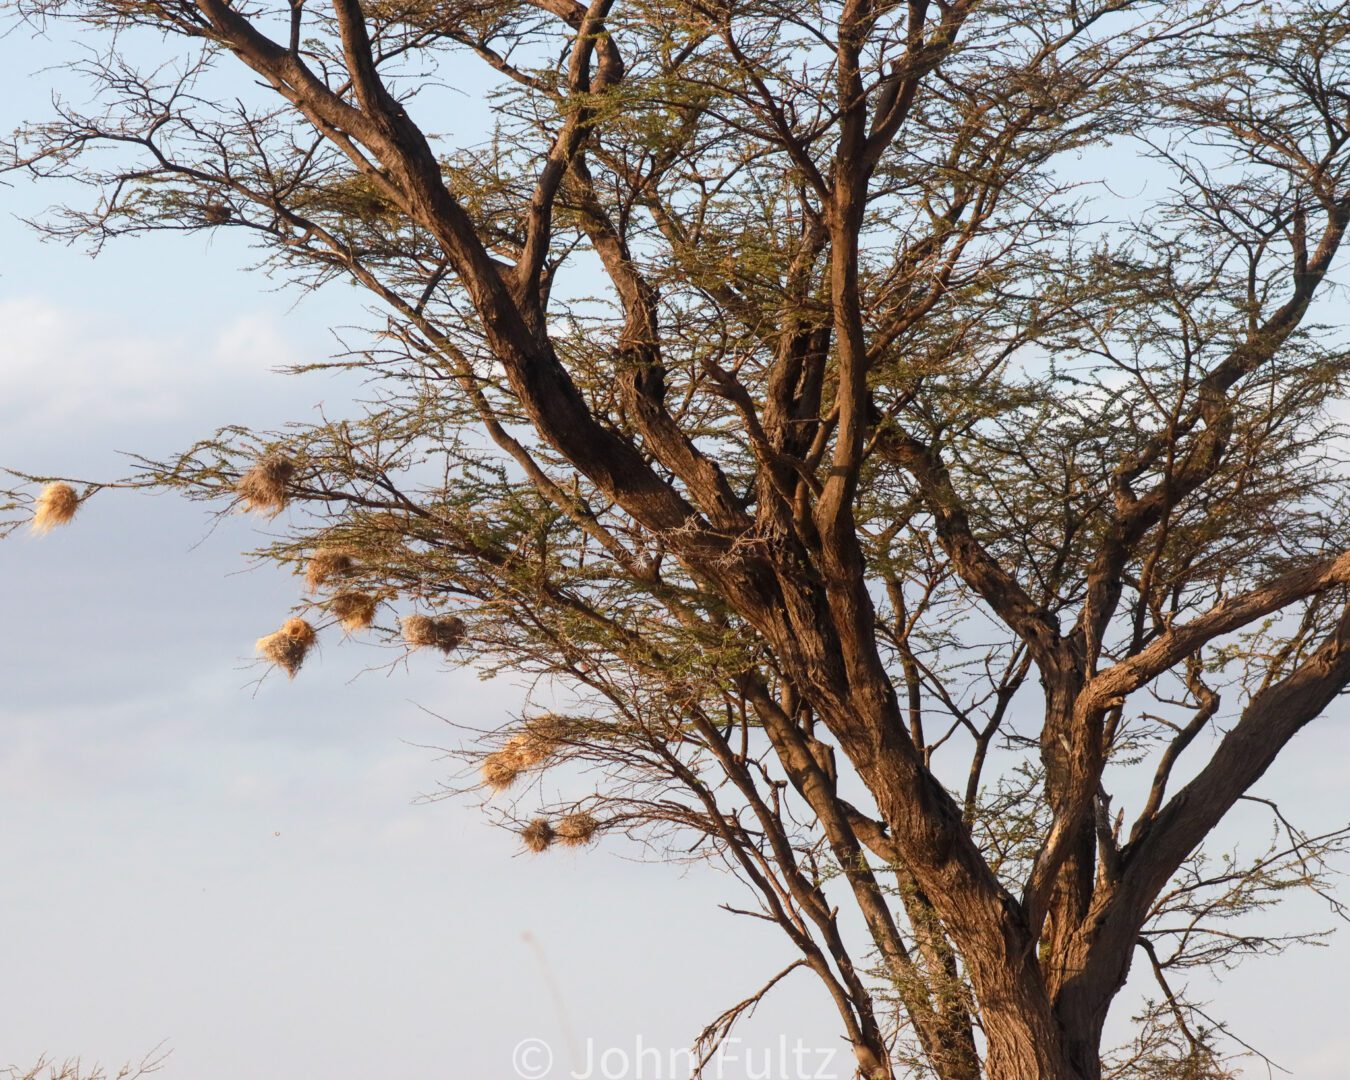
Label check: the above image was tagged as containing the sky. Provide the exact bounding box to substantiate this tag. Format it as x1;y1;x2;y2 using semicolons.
2;14;1350;1080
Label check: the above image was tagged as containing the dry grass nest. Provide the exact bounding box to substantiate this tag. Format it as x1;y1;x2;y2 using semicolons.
236;454;295;516
520;818;555;854
328;591;378;632
305;548;356;591
480;751;525;792
31;482;79;534
555;812;600;847
478;714;571;792
401;613;465;654
256;617;317;677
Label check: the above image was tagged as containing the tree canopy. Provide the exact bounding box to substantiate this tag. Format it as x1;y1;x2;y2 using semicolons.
6;0;1350;1077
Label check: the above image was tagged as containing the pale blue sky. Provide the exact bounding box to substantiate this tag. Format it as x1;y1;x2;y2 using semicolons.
2;18;1349;1080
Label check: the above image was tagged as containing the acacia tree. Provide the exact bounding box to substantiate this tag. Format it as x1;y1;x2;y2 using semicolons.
6;0;1350;1076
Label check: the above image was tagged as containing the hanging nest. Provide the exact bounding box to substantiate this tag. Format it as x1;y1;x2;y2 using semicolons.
401;613;466;654
479;716;570;792
555;812;600;847
520;818;555;854
256;617;317;677
236;454;295;516
519;713;571;763
481;745;526;792
328;591;378;632
305;548;355;591
31;482;79;534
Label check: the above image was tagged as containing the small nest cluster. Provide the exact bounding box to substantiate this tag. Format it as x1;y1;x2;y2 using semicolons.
401;613;465;654
236;454;295;516
328;591;379;632
520;813;600;854
31;482;79;534
305;548;355;592
479;714;571;792
256;617;317;678
302;548;375;634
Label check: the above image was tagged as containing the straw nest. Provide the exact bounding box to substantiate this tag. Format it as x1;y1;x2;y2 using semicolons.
31;482;79;534
203;202;232;224
328;591;378;632
305;548;355;591
256;617;317;677
479;715;570;792
481;749;525;792
401;614;465;654
236;455;295;516
522;713;572;753
555;812;600;848
520;818;555;854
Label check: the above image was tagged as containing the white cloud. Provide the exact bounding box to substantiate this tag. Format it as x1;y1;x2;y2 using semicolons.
0;296;297;446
